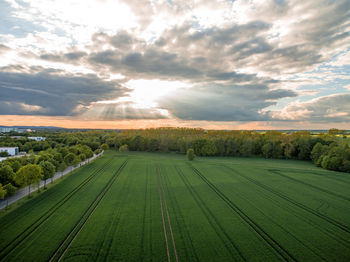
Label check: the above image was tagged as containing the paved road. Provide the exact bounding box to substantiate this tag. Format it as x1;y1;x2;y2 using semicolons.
0;152;104;210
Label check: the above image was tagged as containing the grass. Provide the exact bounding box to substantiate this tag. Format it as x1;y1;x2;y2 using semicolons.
0;150;349;261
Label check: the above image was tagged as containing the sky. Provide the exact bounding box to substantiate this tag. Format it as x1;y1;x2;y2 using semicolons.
0;0;349;130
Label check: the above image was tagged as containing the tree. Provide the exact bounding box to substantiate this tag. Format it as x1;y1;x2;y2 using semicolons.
201;140;217;156
79;153;86;161
0;165;15;185
0;184;6;200
39;161;56;188
311;143;327;166
187;148;195;161
119;144;129;152
100;143;109;150
0;151;9;157
14;164;43;197
64;153;76;166
3;183;16;209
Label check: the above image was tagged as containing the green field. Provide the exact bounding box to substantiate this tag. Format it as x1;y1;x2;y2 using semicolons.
1;151;350;261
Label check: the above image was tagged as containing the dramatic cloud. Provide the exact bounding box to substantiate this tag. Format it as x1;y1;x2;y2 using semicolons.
158;84;297;121
0;0;349;128
0;71;127;116
270;94;350;122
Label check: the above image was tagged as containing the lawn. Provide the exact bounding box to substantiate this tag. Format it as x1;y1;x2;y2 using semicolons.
0;151;349;261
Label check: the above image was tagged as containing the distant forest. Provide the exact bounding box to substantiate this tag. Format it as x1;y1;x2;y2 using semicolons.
109;128;350;173
0;128;349;191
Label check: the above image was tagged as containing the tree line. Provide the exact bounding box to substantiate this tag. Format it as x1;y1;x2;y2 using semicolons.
0;131;103;205
103;128;349;173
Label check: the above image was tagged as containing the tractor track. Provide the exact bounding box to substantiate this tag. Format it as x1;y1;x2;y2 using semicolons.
188;164;298;262
0;157;115;261
176;165;246;262
48;159;128;262
165;166;200;262
223;165;350;235
268;169;350;202
96;162;133;262
156;164;179;262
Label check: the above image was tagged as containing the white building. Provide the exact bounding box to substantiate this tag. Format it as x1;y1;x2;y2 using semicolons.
0;147;19;156
28;136;46;141
0;127;18;133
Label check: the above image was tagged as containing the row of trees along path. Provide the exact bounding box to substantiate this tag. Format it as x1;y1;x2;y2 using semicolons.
0;151;104;211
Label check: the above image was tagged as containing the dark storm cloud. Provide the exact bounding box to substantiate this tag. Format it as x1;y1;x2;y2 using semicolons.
40;51;87;62
0;71;126;116
89;48;202;79
158;84;297;121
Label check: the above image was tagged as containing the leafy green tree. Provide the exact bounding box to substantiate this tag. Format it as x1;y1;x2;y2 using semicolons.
296;138;312;160
79;153;86;161
14;164;43;197
58;162;67;172
201;140;217;156
5;159;21;173
311;143;327;166
341;159;350;172
119;144;129;152
0;184;6;200
187;148;195;161
64;153;76;165
3;183;16;209
0;165;15;185
39;161;56;188
0;151;9;157
148;139;159;152
100;143;109;150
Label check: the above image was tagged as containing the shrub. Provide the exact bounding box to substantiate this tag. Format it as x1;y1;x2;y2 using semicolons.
119;144;129;152
187;148;195;161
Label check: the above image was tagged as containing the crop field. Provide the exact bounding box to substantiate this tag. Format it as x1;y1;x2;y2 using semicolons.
0;151;350;261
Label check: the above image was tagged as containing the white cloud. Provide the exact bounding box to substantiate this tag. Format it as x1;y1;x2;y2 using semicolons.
327;51;350;67
270;93;350;122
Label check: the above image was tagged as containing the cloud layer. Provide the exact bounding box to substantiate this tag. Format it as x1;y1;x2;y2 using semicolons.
0;0;349;126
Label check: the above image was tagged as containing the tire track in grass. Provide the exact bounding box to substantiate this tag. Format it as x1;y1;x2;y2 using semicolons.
164;166;200;262
48;159;128;262
148;164;154;262
268;169;350;202
156;164;172;262
188;164;297;262
97;163;134;262
161;165;198;262
0;157;114;261
157;165;179;262
250;180;350;251
90;161;132;262
175;165;246;262
223;165;350;235
289;169;350;185
217;165;330;261
222;165;350;251
140;164;149;262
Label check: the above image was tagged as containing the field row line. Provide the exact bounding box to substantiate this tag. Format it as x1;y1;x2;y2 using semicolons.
156;164;179;262
48;159;128;262
175;165;245;261
268;169;350;202
0;156;114;261
188;164;298;262
223;165;350;235
163;167;200;262
94;161;134;262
